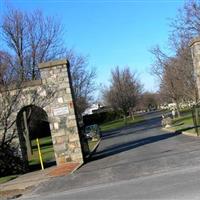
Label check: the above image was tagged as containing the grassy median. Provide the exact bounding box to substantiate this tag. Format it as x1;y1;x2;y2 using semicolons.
100;115;145;132
0;175;18;184
169;109;197;135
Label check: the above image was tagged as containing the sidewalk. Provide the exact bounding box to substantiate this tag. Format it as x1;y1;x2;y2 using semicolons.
0;162;81;200
0;138;101;199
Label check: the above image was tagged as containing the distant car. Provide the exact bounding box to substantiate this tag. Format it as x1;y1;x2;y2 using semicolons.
84;124;101;139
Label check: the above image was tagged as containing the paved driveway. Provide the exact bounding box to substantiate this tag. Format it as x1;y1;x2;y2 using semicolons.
25;111;200;197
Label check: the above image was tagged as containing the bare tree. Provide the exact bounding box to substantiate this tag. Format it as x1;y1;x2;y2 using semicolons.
0;7;63;147
0;49;57;175
1;7;97;118
170;0;200;49
175;46;198;102
161;58;184;117
150;45;170;81
104;66;142;123
151;43;197;117
0;51;13;85
168;0;199;102
150;0;200;103
66;50;96;117
139;92;159;111
1;8;64;80
0;6;97;175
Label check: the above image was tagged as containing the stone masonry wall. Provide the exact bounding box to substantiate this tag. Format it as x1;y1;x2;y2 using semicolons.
0;59;84;166
39;60;83;165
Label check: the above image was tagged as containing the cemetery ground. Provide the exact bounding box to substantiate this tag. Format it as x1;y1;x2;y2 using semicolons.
0;110;192;186
0;114;143;185
165;109;198;136
0;113;144;199
2;110;200;199
0;135;100;176
0;134;100;199
12;110;200;199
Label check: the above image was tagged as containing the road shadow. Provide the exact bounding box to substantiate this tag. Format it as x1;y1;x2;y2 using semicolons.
90;132;181;161
101;117;162;140
29;160;56;172
175;126;196;134
31;141;53;149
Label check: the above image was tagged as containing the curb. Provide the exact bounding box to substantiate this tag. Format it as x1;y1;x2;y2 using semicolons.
70;162;84;174
68;139;102;172
162;127;199;137
162;127;174;132
182;131;198;137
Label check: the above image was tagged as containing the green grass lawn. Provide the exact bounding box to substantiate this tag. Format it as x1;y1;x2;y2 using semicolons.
100;115;145;132
0;175;18;184
171;109;197;134
88;140;99;152
29;136;55;166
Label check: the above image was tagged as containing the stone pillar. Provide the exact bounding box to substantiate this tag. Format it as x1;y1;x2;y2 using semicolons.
190;37;200;100
38;60;84;165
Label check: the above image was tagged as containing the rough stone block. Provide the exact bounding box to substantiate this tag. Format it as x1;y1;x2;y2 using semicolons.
69;134;80;142
68;115;76;120
49;70;54;75
57;156;66;165
59;83;68;89
51;129;66;137
57;97;64;103
66;88;71;94
65;155;72;162
67;119;77;128
71;153;83;162
52;136;56;144
54;143;66;153
49;123;53;130
61;68;67;72
54;122;59;129
74;148;82;153
58;77;65;82
68;142;76;150
53;68;61;74
56;136;66;144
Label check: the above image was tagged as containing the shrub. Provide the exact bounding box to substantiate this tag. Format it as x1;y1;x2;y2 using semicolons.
83;111;122;125
0;144;25;177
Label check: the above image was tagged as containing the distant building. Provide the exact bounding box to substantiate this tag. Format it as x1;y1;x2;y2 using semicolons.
82;103;111;116
82;104;101;116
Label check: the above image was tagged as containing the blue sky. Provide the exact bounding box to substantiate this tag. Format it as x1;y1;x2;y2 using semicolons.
0;0;185;96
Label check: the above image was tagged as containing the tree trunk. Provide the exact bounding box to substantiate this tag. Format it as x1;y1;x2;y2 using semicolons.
23;111;32;159
123;115;127;126
175;100;181;118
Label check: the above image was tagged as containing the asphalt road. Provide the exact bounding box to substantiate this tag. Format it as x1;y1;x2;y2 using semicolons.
21;111;200;199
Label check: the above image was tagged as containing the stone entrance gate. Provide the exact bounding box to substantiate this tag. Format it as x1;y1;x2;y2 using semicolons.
1;59;84;167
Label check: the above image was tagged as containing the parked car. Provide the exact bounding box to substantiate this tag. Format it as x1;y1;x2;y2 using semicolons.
84;124;101;139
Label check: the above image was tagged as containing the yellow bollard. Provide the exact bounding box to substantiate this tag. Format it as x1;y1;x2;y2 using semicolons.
36;138;44;170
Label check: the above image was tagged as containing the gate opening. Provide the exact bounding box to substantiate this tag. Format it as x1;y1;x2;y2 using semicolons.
16;105;55;171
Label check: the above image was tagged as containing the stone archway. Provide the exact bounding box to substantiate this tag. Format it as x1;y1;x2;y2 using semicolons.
0;59;84;168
